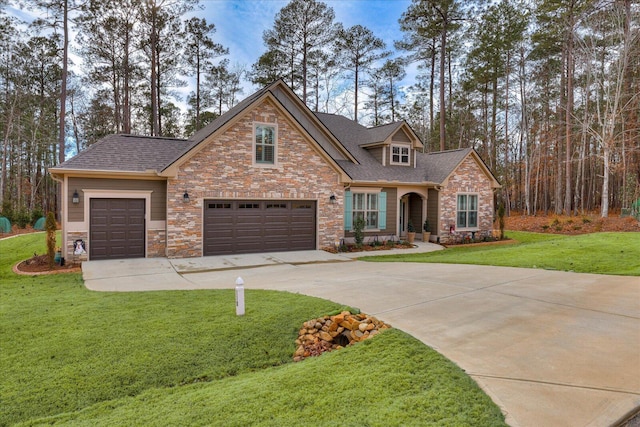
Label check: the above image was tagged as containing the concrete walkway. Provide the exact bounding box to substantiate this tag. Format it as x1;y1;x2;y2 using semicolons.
82;245;640;427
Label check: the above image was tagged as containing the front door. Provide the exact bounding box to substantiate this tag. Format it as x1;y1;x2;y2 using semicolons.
399;197;408;237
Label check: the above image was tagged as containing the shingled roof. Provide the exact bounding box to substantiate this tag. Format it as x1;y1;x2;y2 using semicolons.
315;113;477;185
52;134;191;173
51;81;494;187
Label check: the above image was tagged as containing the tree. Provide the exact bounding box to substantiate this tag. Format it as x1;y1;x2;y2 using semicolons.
335;24;388;122
182;17;227;131
140;0;195;136
256;0;338;105
398;0;465;151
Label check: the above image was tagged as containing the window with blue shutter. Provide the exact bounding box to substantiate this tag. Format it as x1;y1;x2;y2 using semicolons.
378;192;387;229
344;191;353;231
344;191;387;231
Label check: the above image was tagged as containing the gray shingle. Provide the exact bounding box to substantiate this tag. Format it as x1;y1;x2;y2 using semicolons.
53;134;192;172
53;81;480;186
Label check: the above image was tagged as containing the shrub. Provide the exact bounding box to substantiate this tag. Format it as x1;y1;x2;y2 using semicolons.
353;216;365;247
45;212;57;269
15;209;30;228
30;208;44;226
497;203;505;240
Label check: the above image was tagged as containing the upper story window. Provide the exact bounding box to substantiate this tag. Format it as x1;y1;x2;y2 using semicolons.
391;144;410;165
457;194;478;228
254;124;276;165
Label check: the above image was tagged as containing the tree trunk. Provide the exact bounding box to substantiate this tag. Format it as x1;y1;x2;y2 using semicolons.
439;29;446;151
59;0;68;164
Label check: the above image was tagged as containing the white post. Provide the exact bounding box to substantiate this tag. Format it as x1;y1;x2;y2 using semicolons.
235;277;245;316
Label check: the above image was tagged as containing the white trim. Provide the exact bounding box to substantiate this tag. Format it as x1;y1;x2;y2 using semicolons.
62;175;68;257
390;143;411;166
252;122;279;168
349;186;382;193
456;192;480;231
382;146;386;166
82;189;153;260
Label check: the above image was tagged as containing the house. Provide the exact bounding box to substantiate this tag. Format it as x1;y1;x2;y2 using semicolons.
49;80;500;261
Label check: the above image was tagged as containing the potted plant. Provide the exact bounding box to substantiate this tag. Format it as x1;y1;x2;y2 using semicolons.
422;219;431;242
407;220;416;243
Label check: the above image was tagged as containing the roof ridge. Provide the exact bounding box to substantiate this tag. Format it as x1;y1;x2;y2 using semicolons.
118;134;188;142
427;147;471;155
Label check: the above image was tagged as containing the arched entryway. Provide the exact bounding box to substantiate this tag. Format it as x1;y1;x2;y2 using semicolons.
398;191;427;240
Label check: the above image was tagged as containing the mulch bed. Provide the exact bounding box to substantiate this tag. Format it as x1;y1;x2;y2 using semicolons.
323;241;414;254
14;254;81;275
505;212;639;234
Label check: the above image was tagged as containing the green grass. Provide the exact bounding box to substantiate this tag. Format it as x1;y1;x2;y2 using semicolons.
362;231;640;276
1;233;505;426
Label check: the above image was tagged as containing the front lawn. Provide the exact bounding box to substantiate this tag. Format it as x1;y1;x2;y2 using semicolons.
0;233;505;426
362;231;640;276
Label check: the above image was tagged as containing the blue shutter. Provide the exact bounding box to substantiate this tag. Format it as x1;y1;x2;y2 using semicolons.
378;192;387;230
344;191;353;231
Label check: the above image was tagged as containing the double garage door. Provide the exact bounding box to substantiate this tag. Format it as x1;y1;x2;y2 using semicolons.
204;200;316;256
89;198;145;260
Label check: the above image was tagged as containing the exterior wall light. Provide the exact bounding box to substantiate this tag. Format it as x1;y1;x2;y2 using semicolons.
72;190;80;204
183;191;190;203
329;194;336;204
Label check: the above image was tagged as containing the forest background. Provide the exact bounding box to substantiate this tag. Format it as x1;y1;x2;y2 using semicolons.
1;0;638;224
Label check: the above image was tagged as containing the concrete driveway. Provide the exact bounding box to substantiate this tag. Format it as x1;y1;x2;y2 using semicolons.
83;252;640;427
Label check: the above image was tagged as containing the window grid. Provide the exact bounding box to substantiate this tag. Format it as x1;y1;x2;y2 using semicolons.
456;194;478;228
255;125;275;164
391;145;410;165
353;193;379;229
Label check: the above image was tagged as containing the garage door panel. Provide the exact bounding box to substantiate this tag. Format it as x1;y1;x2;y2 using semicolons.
90;198;145;260
204;199;316;256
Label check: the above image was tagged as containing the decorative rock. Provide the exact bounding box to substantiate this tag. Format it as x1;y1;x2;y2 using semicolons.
293;311;391;361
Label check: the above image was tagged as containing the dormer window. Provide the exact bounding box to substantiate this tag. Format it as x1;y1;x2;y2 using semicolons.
391;144;410;165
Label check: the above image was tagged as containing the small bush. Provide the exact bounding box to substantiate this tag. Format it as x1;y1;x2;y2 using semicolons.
582;217;591;224
14;209;30;228
45;212;57;269
30;208;44;225
353;216;365;247
550;217;560;226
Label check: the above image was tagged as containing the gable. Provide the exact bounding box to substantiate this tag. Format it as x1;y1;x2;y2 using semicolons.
442;153;501;189
172;97;348;184
162;89;351;182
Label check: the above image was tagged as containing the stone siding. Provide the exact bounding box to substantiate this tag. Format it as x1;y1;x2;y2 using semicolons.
66;231;88;263
166;98;344;258
147;229;166;257
439;157;495;244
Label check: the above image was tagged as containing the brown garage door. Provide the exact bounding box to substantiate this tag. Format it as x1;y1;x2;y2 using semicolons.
204;200;316;256
90;198;145;260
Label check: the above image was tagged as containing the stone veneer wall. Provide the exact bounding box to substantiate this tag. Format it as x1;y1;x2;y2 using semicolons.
439;157;495;244
66;231;88;263
166;98;344;258
147;229;166;257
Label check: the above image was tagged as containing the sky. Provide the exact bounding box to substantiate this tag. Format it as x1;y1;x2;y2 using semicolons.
6;0;417;111
194;0;415;92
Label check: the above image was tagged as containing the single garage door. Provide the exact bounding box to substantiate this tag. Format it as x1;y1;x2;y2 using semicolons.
204;200;316;256
90;198;145;260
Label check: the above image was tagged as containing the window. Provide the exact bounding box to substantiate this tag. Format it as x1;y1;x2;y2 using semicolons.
255;124;275;164
344;190;387;231
353;193;379;229
391;145;410;165
457;194;478;228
